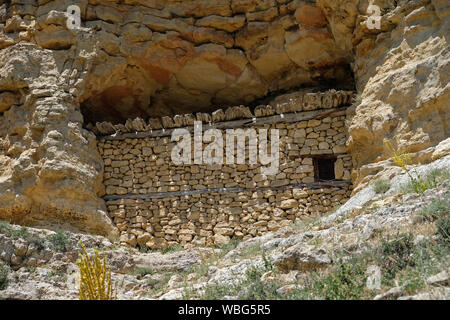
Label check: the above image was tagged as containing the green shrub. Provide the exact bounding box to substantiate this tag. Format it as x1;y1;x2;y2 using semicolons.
401;238;449;294
11;226;29;239
374;179;391;194
423;168;450;189
202;265;281;300
25;266;36;273
1;224;46;251
435;216;450;244
28;234;46;251
146;272;177;297
283;249;376;300
377;233;416;283
310;256;372;300
415;194;449;223
200;255;279;300
202;282;236;300
286;232;449;299
198;231;449;300
48;230;70;252
0;221;11;234
0;264;9;290
239;266;280;300
48;269;67;283
137;244;151;253
401;168;450;195
239;243;263;260
218;237;240;255
131;267;156;278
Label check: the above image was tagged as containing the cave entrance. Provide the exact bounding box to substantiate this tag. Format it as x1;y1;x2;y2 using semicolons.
80;86;154;125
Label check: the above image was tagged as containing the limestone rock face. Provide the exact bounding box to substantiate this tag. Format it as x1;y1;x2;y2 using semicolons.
0;0;449;235
0;0;353;124
317;0;449;191
0;44;117;237
274;244;332;272
0;0;352;235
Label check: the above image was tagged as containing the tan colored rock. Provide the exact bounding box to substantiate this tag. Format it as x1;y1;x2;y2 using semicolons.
293;189;308;199
214;234;230;245
316;0;450;192
0;44;118;237
0;91;20;112
334;158;344;180
196;15;246;32
1;0;446;243
121;233;137;247
295;4;327;28
432;138;450;161
280;199;298;209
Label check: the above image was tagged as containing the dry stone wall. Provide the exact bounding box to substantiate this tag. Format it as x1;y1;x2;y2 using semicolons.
97;90;354;248
105;186;351;248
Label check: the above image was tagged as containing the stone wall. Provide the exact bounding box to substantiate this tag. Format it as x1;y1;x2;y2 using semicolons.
105;186;351;248
97;90;354;248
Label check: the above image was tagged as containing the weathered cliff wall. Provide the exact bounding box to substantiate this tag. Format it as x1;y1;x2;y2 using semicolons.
1;0;354;121
317;0;449;191
0;0;355;235
0;43;117;236
0;0;448;235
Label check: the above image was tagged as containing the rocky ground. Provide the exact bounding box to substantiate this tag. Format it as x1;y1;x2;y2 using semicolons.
0;157;449;300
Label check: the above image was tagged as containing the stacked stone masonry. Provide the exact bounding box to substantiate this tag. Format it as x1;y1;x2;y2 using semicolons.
92;90;354;134
97;90;354;248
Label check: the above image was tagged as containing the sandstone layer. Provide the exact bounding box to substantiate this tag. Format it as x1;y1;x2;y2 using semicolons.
317;0;449;191
0;43;117;236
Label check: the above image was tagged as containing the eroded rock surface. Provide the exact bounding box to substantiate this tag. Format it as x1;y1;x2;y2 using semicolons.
0;43;117;236
0;0;449;234
0;0;353;122
0;0;354;235
317;0;449;191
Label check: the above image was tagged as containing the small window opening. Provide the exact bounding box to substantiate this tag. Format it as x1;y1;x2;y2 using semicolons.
314;157;336;181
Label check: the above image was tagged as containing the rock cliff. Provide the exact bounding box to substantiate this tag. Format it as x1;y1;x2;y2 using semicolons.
0;0;448;235
317;0;449;190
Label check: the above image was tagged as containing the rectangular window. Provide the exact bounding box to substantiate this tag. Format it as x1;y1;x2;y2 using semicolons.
313;157;336;181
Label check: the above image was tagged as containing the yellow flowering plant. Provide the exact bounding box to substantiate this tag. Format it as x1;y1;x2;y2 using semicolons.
384;138;428;194
76;242;117;300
